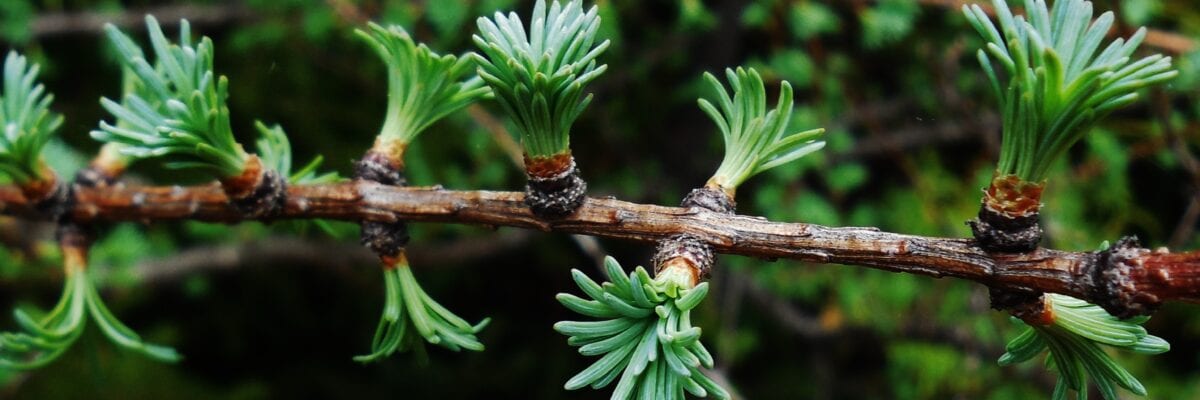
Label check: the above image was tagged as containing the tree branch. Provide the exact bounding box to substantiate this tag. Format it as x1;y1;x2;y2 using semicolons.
1;181;1197;316
28;4;254;37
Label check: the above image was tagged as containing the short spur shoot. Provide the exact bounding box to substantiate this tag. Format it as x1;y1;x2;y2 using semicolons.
998;294;1168;400
473;0;610;217
962;0;1176;252
553;66;824;399
0;52;64;203
354;22;489;171
555;257;729;400
354;255;490;362
92;16;287;217
963;2;1177;398
0;227;179;368
664;66;824;283
693;66;825;212
352;22;490;360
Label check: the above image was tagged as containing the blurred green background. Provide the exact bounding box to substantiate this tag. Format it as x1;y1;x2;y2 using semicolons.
1;0;1199;398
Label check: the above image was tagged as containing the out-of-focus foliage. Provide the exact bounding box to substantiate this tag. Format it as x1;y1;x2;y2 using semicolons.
0;51;60;185
0;0;1197;399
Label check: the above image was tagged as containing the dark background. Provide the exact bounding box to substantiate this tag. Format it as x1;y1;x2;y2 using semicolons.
0;0;1199;398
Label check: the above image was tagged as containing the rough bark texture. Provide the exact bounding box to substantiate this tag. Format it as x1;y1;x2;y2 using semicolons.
989;289;1052;325
524;153;587;218
218;155;288;218
2;181;1199;315
968;174;1046;253
653;234;716;279
654;186;738;280
355;149;409;259
681;186;736;214
970;207;1044;254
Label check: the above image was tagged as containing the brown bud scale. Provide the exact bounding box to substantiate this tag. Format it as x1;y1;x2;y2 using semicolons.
681;187;736;214
653;234;715;280
355;149;410;258
1094;237;1162;318
969;173;1046;253
524;155;586;218
219;155;288;218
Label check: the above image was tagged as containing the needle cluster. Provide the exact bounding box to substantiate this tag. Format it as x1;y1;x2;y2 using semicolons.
254;121;338;185
0;248;178;369
473;0;609;157
999;294;1168;400
963;0;1176;181
554;257;729;400
700;67;824;194
0;52;61;186
356;23;489;146
92;16;248;178
355;258;490;362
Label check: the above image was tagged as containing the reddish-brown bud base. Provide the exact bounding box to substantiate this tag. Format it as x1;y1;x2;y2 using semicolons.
969;173;1046;253
219;155;287;218
1094;236;1164;318
19;169;70;221
989;288;1055;325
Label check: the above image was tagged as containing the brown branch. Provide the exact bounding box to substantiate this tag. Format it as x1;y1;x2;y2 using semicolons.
27;4;255;38
0;181;1197;316
466;103;609;272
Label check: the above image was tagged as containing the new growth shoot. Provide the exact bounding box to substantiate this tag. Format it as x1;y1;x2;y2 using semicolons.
0;52;61;190
700;67;824;199
555;257;729;400
963;0;1176;182
93;16;249;179
356;23;489;161
473;0;610;158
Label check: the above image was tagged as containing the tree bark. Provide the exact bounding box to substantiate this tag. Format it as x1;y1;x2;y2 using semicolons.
1;180;1197;316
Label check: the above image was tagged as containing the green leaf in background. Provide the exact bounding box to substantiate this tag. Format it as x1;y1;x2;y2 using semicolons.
0;0;33;44
788;1;840;41
860;0;919;49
